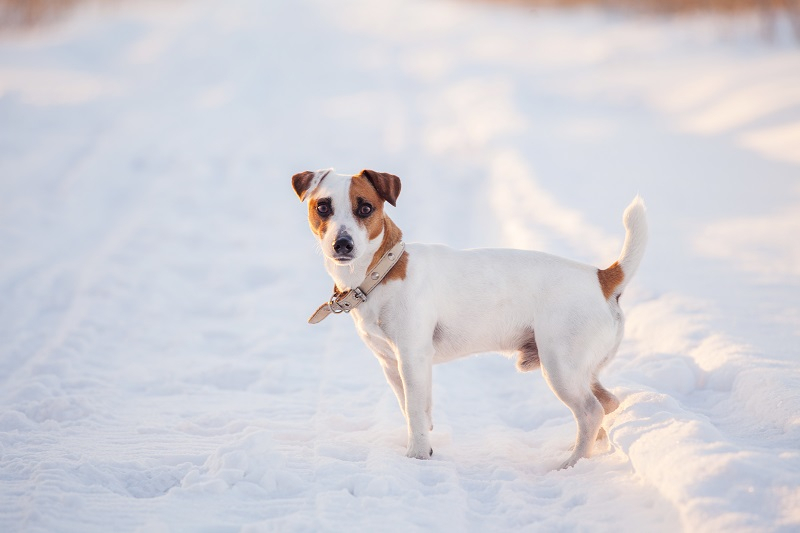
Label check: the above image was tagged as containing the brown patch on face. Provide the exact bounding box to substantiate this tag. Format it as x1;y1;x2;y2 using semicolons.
515;327;540;372
347;174;407;284
349;176;407;284
349;175;386;241
307;197;329;239
598;261;625;300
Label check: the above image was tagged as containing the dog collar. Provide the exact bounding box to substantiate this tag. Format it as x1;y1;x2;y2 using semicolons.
308;241;406;324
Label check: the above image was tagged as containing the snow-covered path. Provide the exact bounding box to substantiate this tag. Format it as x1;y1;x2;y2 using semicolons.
1;0;799;531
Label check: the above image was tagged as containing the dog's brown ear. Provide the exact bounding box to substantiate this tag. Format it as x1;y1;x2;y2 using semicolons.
360;169;401;207
291;171;316;201
292;169;331;201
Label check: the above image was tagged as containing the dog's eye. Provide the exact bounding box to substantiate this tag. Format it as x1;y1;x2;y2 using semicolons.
316;203;332;217
357;203;373;218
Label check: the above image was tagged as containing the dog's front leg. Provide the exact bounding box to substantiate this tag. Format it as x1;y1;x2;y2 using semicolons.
377;355;406;418
396;345;434;460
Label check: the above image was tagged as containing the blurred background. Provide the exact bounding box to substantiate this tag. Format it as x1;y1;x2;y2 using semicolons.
2;0;798;34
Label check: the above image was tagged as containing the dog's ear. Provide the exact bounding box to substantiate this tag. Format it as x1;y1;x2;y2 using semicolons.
360;169;401;207
291;171;315;201
292;169;331;201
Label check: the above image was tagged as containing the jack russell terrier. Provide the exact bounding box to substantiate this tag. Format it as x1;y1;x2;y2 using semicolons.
292;169;647;469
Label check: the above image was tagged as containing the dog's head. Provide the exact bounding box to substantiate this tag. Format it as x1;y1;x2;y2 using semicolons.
292;169;401;265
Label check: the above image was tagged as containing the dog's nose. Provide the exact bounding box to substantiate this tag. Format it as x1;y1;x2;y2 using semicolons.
333;236;354;255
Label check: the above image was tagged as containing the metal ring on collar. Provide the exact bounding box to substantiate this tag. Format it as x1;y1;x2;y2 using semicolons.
329;295;345;314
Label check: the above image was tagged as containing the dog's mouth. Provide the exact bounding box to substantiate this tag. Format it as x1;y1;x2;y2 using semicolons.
331;254;355;264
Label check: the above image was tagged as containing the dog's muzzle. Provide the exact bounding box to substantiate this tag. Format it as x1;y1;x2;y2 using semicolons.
333;234;355;260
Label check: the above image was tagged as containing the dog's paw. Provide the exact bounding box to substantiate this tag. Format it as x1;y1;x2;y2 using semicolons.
558;453;582;470
406;444;433;460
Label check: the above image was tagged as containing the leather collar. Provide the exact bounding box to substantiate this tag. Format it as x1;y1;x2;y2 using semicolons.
308;241;406;324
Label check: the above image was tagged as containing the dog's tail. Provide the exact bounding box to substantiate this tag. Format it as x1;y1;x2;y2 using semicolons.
597;196;648;301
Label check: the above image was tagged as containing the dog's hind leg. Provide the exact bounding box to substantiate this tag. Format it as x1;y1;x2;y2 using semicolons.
558;388;604;469
540;353;604;469
558;390;604;469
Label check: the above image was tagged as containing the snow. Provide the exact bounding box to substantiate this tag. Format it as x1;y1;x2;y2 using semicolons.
1;0;799;531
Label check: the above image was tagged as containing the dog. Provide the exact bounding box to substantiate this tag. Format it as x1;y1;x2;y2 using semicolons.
291;169;647;469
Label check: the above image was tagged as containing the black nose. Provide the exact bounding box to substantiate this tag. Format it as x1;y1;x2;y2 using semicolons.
333;236;354;255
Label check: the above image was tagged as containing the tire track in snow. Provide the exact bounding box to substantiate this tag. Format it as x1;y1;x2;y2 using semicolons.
488;149;620;265
5;207;146;385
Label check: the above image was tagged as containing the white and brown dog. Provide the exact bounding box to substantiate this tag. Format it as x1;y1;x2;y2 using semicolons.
292;169;647;469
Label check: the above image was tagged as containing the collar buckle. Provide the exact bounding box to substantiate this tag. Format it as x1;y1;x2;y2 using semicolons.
328;295;345;314
309;241;405;324
353;287;368;303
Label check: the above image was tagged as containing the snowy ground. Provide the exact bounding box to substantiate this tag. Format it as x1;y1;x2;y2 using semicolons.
1;0;799;531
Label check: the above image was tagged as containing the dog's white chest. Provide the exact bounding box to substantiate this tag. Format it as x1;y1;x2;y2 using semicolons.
352;308;396;360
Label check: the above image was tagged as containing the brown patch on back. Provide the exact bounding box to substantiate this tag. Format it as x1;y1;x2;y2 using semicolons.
515;327;540;372
598;261;625;300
